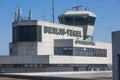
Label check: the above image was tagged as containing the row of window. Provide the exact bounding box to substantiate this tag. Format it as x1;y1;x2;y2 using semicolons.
54;47;107;57
62;16;95;26
0;64;107;68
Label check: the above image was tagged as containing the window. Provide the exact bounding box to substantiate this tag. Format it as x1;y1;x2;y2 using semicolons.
13;25;42;42
54;47;107;57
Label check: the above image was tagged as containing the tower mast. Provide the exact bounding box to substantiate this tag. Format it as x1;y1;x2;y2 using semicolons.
52;0;55;23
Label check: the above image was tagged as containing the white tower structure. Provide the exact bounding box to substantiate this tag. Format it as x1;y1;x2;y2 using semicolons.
58;6;96;40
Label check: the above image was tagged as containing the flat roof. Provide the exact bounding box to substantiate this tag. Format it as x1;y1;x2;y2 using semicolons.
60;11;96;17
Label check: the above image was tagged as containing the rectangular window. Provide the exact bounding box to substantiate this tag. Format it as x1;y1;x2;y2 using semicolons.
54;47;107;57
13;25;42;42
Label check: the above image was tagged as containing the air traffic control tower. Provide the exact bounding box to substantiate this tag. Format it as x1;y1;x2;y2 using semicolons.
58;6;96;40
4;6;111;73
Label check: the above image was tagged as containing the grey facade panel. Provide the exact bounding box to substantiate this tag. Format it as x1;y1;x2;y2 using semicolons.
0;56;49;64
54;39;73;47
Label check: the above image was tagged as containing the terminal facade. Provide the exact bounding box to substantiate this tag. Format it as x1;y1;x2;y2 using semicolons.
0;8;112;73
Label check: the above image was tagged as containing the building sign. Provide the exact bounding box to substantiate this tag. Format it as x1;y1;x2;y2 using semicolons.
44;26;82;37
75;40;95;46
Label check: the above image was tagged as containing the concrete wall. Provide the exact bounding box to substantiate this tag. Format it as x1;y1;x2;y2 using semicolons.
37;20;83;41
10;42;37;56
49;55;108;64
37;42;53;56
0;56;49;64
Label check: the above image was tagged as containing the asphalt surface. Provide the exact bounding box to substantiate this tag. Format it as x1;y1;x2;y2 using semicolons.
0;74;95;80
0;76;112;80
0;74;112;80
0;77;112;80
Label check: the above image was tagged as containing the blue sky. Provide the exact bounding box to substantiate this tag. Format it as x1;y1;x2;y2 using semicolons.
0;0;120;55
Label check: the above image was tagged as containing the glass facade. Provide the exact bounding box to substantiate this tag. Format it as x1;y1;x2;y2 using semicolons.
13;25;42;42
54;47;107;57
60;16;96;26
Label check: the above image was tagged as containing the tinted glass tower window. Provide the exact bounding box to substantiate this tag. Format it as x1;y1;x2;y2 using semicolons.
13;25;42;42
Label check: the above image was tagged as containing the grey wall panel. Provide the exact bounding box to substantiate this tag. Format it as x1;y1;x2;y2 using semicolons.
54;39;73;47
0;56;49;64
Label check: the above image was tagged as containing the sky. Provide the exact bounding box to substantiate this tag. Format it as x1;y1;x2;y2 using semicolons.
0;0;120;55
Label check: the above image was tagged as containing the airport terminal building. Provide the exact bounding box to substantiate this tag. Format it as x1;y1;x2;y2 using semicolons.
0;8;112;73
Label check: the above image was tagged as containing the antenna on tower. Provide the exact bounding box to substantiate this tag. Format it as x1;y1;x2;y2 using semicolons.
19;8;22;17
72;5;82;11
85;7;88;11
29;10;32;21
14;8;33;22
14;8;18;22
17;8;23;21
43;9;46;21
14;8;23;22
52;0;55;23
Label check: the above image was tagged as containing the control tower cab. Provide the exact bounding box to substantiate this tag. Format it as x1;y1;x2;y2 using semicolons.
58;6;96;40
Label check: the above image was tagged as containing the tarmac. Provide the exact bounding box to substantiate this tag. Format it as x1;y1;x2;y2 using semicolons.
0;71;112;80
0;74;112;80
